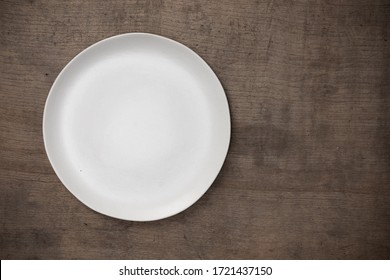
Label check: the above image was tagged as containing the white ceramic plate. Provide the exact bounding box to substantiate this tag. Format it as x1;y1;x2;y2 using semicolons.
43;33;230;221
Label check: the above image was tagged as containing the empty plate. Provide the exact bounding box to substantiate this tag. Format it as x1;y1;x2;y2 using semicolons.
43;33;230;221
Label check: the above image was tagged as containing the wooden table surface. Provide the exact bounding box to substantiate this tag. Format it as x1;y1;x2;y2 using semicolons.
1;0;389;259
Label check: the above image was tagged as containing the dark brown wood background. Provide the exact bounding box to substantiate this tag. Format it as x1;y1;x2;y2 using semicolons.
1;0;389;259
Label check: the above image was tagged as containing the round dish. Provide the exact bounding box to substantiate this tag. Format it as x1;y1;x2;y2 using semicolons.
43;33;230;221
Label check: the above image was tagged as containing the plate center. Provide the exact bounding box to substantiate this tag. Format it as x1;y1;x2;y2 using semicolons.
62;53;211;196
100;84;177;168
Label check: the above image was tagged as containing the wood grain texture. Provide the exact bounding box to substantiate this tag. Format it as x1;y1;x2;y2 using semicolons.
1;0;389;259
